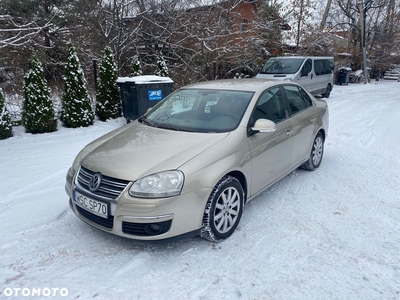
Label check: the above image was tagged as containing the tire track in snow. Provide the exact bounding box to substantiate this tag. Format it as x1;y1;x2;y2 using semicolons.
113;252;153;277
2;168;67;204
304;92;400;297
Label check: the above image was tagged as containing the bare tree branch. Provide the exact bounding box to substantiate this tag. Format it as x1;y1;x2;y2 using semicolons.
0;14;55;48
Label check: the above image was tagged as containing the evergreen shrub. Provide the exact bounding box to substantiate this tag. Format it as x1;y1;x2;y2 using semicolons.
60;42;94;128
0;88;13;139
95;46;121;121
22;56;57;134
154;52;169;77
130;55;143;77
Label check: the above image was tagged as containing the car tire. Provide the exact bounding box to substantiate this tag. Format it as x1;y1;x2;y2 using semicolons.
321;84;332;98
301;132;324;171
200;176;244;242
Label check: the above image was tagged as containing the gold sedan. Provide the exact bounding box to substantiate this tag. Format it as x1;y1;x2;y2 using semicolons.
65;79;329;242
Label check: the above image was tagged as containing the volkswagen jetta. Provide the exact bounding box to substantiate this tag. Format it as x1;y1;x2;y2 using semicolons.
65;79;329;242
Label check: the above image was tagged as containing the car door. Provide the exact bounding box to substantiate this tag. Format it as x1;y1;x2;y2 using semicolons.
297;58;315;93
283;85;316;165
247;87;294;195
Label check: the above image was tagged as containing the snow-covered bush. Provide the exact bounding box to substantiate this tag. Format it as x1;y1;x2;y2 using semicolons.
154;52;169;77
95;46;121;121
0;88;13;139
130;55;143;77
60;41;94;128
22;56;57;134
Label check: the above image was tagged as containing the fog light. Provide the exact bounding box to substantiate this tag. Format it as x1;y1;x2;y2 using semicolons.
149;224;161;232
144;224;162;235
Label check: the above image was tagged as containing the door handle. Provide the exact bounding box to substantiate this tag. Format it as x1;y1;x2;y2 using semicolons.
286;130;293;136
311;117;316;122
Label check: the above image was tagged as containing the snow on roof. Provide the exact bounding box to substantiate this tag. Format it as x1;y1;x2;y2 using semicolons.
337;52;352;57
116;75;174;84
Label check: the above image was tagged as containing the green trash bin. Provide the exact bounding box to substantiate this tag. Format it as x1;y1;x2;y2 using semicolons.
116;75;174;122
337;67;351;85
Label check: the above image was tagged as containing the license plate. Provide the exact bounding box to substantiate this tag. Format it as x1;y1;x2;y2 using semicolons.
73;190;109;219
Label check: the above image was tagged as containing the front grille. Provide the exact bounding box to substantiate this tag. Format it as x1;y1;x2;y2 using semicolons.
76;205;114;229
122;220;172;236
77;166;130;199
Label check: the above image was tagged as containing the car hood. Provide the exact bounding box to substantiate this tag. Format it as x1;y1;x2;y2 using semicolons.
80;122;229;181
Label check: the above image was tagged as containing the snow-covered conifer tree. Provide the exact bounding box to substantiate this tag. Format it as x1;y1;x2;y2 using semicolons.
61;41;94;128
130;55;143;77
95;46;121;121
154;52;169;77
0;88;13;139
22;56;57;134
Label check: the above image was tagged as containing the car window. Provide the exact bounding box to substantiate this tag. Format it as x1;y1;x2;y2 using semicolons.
166;90;198;114
145;89;253;133
283;85;313;115
249;87;286;126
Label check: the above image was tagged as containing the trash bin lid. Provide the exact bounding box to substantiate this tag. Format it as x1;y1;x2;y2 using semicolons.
117;75;174;85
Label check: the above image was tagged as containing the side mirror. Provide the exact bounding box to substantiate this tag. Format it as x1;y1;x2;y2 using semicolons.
251;119;276;133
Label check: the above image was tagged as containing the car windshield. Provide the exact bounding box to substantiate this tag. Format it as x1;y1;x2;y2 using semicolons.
141;88;253;133
259;58;305;74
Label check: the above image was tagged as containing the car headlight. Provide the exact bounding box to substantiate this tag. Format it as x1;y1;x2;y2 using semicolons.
129;170;184;198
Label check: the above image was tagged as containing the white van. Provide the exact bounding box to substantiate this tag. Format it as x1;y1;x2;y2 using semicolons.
256;56;334;98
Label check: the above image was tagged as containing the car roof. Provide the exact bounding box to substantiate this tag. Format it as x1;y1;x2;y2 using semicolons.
182;79;295;93
269;56;333;60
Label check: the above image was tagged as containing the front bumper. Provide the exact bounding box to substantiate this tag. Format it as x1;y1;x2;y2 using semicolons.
66;170;211;242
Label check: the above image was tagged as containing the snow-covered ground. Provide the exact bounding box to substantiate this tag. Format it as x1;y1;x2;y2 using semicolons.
1;81;400;300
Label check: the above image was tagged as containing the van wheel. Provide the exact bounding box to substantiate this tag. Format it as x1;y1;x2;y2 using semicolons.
321;84;332;98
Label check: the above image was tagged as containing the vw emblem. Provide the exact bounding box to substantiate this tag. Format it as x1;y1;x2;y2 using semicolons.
89;173;102;192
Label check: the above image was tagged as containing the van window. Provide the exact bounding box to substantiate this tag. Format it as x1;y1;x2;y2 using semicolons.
301;59;312;76
315;59;333;75
283;85;313;115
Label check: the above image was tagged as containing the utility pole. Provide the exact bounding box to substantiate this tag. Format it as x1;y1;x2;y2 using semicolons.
358;0;367;83
296;0;305;51
358;0;373;84
320;0;333;31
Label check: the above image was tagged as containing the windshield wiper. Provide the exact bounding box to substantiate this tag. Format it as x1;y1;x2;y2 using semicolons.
139;117;195;132
138;116;157;127
157;125;194;132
